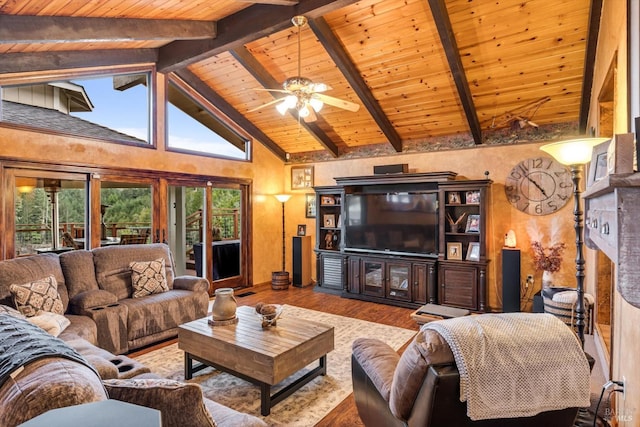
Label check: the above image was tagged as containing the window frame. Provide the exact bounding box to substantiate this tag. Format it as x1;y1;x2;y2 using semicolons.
0;66;156;148
166;74;252;162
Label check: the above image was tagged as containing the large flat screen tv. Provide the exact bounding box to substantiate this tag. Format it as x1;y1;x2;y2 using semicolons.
344;191;438;257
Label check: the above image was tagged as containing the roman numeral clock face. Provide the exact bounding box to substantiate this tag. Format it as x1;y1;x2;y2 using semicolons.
505;157;572;215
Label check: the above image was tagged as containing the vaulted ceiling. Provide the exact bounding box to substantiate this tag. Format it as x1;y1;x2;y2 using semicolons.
0;0;601;161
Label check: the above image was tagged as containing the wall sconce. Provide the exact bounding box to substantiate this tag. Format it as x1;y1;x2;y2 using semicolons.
504;230;517;248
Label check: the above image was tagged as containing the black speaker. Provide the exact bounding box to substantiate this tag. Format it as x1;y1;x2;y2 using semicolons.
373;164;408;175
292;236;311;287
502;248;521;312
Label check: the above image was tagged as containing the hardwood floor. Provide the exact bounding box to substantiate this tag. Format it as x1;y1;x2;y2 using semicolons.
129;283;420;426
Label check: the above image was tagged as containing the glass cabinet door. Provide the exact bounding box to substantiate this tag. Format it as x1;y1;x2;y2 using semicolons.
387;262;411;301
362;260;384;297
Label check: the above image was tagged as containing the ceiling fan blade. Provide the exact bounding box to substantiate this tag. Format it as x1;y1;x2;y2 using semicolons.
247;98;285;113
310;82;332;93
315;93;360;112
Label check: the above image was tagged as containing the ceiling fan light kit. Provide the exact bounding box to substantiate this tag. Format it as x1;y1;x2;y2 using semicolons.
252;15;359;122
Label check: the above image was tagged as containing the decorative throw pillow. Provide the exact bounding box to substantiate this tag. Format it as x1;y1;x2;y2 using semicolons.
27;311;71;337
103;378;216;427
9;275;64;317
130;258;169;298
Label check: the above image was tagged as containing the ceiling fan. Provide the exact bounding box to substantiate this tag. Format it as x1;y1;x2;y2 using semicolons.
249;15;360;122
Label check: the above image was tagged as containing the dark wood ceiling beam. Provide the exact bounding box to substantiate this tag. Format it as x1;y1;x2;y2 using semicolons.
174;69;287;161
236;0;299;4
578;0;603;134
157;0;360;73
0;16;216;43
427;0;482;145
230;46;340;157
0;49;158;74
308;17;402;153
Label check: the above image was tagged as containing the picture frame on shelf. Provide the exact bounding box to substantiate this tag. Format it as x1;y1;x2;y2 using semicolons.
447;242;463;260
291;166;314;190
587;139;610;188
466;242;480;261
320;195;335;205
323;214;336;228
297;224;306;236
305;193;316;218
465;190;480;204
447;192;461;204
465;214;480;233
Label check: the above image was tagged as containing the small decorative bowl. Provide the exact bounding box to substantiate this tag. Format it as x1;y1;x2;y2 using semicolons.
256;304;283;328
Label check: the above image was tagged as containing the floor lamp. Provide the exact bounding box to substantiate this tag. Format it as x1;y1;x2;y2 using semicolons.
273;194;291;289
540;137;609;348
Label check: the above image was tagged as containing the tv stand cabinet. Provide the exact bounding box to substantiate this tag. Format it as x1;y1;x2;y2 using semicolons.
313;173;491;311
345;254;437;308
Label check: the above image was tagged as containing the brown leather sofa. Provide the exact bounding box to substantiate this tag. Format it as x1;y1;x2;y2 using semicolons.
351;327;581;427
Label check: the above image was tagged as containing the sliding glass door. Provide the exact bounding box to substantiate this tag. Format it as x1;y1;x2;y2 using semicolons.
166;180;251;294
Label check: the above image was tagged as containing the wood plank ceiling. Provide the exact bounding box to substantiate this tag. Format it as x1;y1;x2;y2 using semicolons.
0;0;600;161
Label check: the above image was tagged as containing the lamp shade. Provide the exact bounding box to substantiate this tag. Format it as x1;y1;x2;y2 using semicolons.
540;138;610;165
274;194;291;203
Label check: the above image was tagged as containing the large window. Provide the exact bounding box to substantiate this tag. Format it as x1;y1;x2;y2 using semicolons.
167;79;250;160
1;72;151;145
101;181;153;244
14;174;87;256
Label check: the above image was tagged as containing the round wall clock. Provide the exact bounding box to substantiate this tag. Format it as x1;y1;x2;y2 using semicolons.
505;157;572;215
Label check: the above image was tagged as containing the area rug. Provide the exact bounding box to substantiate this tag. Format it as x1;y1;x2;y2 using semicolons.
134;304;416;426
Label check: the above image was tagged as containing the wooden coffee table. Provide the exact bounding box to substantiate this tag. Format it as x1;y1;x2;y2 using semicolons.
178;305;334;416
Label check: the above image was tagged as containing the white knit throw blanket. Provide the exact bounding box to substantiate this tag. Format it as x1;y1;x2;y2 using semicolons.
424;313;591;421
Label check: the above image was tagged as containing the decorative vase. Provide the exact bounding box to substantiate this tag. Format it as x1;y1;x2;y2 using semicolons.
542;270;555;288
211;288;237;321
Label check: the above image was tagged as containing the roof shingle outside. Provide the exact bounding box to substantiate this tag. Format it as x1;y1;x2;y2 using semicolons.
1;100;146;144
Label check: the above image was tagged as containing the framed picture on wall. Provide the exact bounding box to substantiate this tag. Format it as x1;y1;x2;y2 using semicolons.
297;224;306;236
291;166;314;190
305;193;316;218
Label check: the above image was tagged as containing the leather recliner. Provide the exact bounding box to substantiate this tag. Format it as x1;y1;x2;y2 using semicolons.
351;327;581;427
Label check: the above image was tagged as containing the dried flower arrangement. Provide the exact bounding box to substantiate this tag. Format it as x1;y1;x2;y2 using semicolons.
530;241;566;272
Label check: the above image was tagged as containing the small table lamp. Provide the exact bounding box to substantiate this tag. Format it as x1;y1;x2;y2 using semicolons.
540;137;609;347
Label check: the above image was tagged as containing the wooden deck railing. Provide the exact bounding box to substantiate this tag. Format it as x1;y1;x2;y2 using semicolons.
16;210;240;256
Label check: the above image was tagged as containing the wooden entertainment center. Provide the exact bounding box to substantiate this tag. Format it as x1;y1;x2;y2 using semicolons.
314;172;491;312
